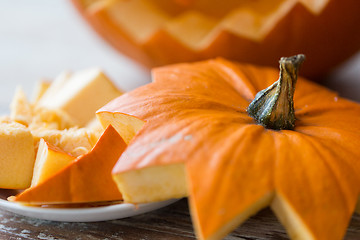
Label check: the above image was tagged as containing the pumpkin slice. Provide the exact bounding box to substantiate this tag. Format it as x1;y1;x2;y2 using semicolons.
13;125;125;204
10;87;33;126
86;116;103;130
96;112;144;144
37;68;123;127
37;71;72;102
86;116;105;137
31;72;75;129
31;80;51;104
97;57;360;240
72;0;360;77
31;139;75;187
0;121;35;189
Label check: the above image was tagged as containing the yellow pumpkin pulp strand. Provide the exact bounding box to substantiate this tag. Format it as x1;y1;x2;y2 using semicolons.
247;54;305;130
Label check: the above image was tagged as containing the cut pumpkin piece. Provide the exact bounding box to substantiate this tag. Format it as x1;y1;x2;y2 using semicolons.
37;68;123;127
13;125;126;204
10;87;33;126
31;139;75;187
31;80;51;104
86;117;105;139
96;112;144;144
97;106;186;203
37;71;72;102
0;121;35;189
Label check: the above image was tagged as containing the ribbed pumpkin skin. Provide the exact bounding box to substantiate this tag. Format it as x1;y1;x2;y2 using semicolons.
98;58;360;240
72;0;360;78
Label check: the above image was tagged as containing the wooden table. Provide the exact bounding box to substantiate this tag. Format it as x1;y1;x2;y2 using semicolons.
1;1;360;239
0;198;358;240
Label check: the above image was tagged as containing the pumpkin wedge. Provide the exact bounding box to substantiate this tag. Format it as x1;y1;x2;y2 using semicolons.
31;139;75;187
0;121;35;189
13;125;125;204
97;56;360;240
72;0;360;77
31;80;51;104
37;68;123;127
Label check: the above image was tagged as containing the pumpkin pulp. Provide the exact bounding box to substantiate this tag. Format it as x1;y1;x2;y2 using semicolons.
247;54;305;130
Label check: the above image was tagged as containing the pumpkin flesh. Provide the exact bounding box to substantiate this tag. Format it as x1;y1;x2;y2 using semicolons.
112;163;187;203
98;58;360;240
13;125;126;204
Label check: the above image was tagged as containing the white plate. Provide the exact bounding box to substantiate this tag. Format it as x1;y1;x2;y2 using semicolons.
0;190;178;222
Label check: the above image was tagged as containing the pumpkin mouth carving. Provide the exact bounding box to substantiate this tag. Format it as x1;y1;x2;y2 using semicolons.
73;0;360;77
82;0;328;48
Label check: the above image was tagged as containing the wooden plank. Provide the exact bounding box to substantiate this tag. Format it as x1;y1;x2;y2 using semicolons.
0;199;359;239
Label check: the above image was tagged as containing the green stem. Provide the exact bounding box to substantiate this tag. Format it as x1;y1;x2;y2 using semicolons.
247;54;305;130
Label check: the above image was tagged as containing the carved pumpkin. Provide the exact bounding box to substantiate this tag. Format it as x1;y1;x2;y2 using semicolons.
72;0;360;77
13;125;125;204
97;56;360;239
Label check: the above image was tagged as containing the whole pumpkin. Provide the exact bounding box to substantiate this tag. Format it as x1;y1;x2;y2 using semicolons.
72;0;360;78
97;56;360;240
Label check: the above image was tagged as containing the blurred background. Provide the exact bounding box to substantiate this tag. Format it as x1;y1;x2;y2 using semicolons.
0;0;359;115
0;0;149;114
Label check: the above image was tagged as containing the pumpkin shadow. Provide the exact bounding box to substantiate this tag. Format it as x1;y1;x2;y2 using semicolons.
321;51;360;102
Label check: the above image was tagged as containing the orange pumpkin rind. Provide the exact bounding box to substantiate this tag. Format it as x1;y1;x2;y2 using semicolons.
98;58;360;239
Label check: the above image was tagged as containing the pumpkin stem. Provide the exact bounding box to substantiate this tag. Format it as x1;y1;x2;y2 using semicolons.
247;54;305;130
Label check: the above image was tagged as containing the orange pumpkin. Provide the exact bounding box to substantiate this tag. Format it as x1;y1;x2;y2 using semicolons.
13;125;126;204
97;56;360;239
72;0;360;77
